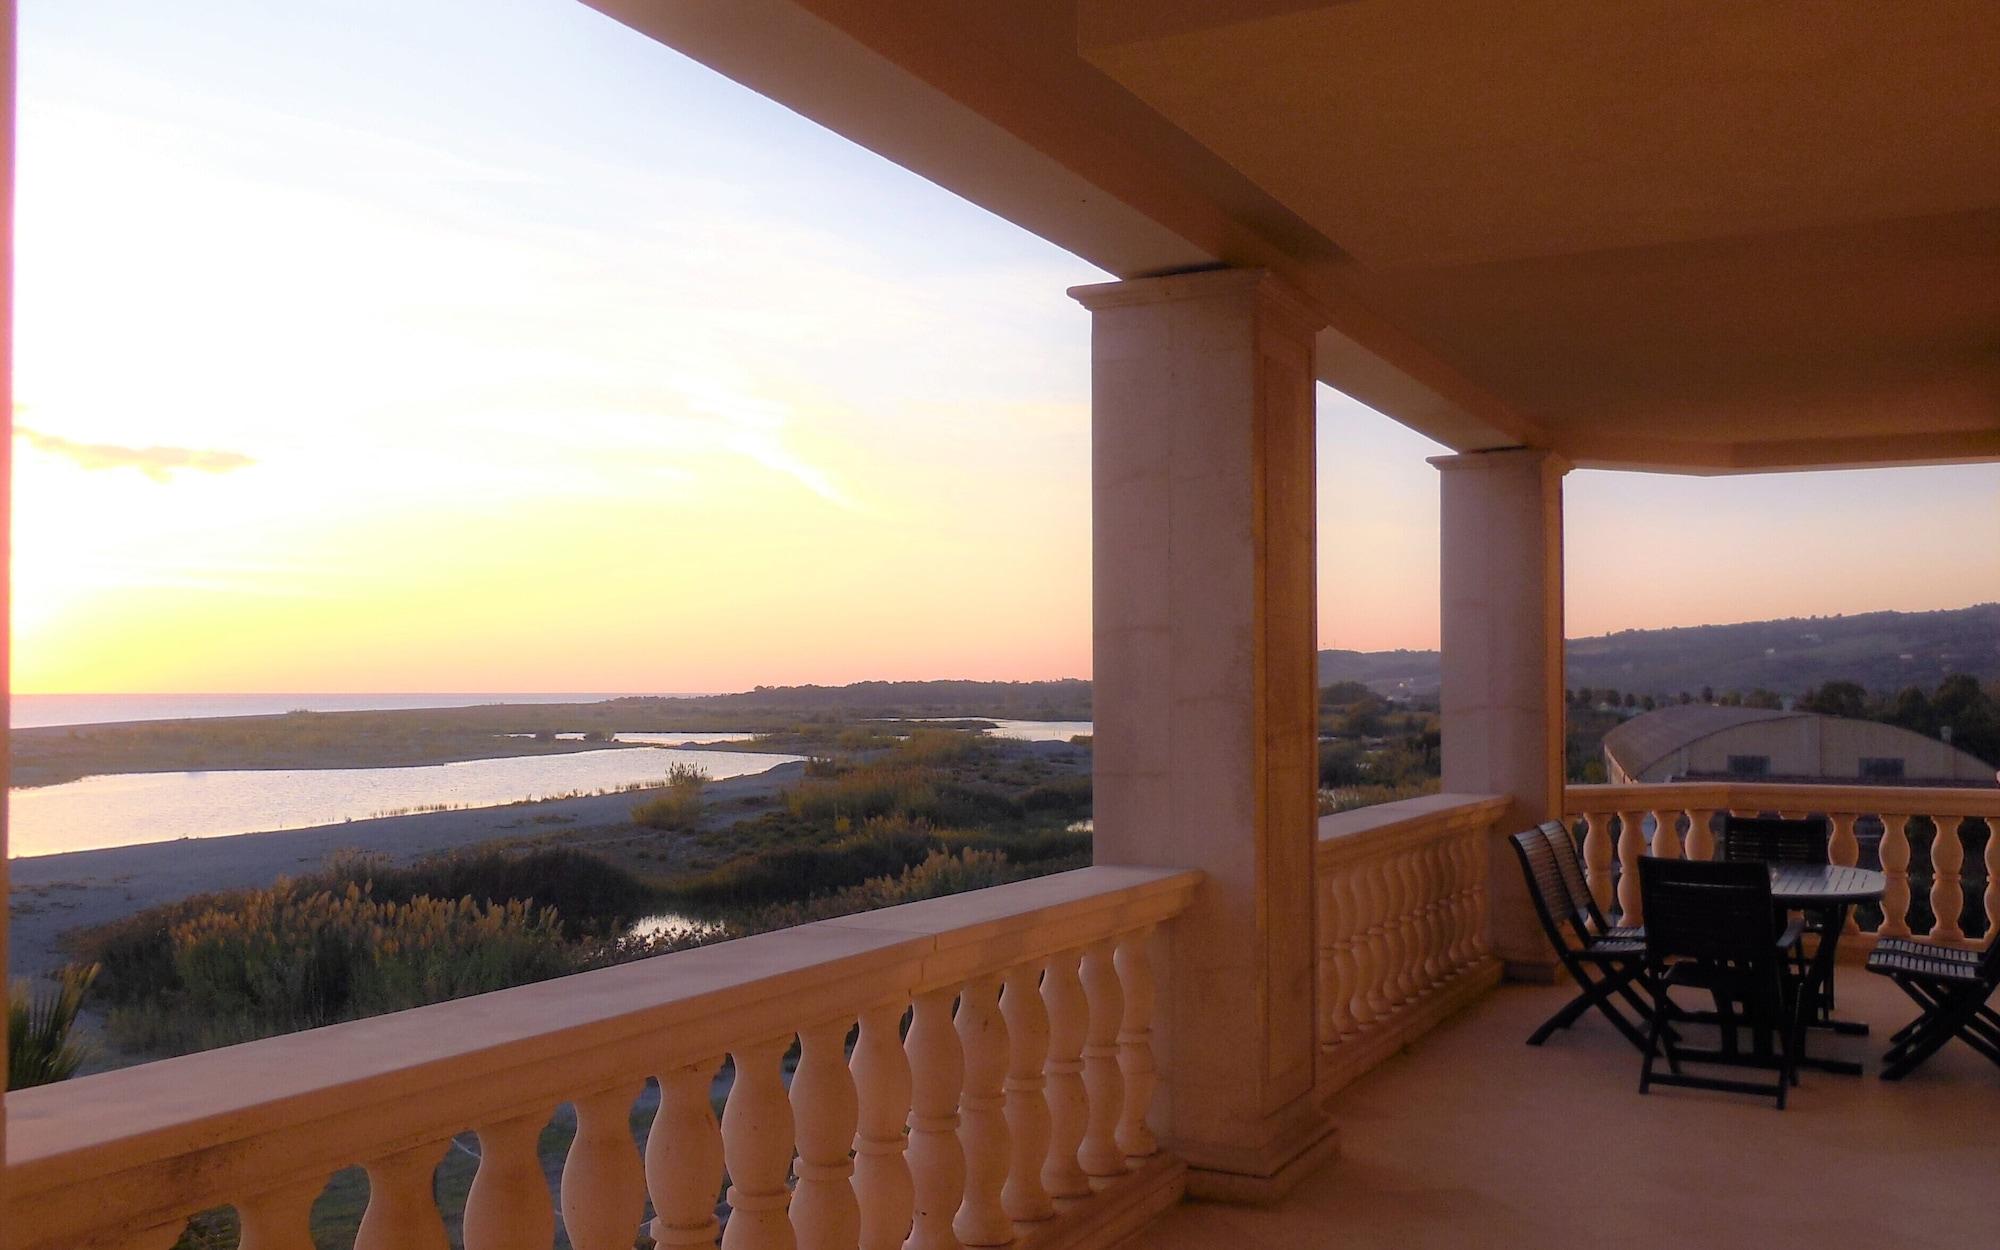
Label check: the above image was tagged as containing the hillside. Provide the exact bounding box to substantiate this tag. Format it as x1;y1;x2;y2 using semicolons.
1319;603;2000;698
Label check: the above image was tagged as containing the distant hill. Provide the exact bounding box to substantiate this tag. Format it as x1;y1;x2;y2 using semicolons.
619;679;1093;720
1319;603;2000;699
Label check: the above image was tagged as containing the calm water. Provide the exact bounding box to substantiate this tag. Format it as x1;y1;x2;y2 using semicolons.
8;747;799;858
505;731;759;746
9;693;709;730
979;719;1093;742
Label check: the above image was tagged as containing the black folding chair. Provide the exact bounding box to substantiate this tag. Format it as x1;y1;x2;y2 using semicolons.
1510;828;1654;1053
1637;856;1809;1109
1718;814;1831;866
1867;936;2000;1080
1719;814;1831;1021
1537;820;1641;942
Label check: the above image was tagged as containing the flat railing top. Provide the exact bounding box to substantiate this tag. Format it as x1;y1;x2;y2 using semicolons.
4;865;1197;1198
1316;793;1510;868
1565;781;2000;818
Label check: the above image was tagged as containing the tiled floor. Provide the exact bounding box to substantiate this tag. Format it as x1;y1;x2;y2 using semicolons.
1124;972;1997;1249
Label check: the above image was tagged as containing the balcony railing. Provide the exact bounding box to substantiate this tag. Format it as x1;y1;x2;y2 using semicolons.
1564;783;2000;948
4;866;1197;1250
1314;793;1510;1094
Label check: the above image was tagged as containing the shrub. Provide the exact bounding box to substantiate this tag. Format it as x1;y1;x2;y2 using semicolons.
319;848;655;940
7;963;98;1089
72;848;656;1018
745;848;1038;930
889;728;984;765
632;764;709;832
1019;774;1092;816
665;818;936;907
122;883;574;1050
784;766;939;823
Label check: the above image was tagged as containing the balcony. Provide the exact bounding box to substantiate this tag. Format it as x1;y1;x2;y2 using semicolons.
10;790;1991;1249
5;3;1998;1248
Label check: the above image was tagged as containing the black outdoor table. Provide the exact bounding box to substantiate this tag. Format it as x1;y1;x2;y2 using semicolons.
1769;862;1886;1075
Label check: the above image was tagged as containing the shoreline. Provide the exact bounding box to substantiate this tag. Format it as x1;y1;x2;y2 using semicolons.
6;757;807;981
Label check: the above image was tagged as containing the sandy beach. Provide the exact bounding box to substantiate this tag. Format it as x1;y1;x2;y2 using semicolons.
6;758;806;980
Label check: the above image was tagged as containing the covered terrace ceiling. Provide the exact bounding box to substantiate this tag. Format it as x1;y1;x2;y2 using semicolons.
589;0;2000;474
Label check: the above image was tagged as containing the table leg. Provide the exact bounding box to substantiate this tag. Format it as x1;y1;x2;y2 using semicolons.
1793;903;1866;1076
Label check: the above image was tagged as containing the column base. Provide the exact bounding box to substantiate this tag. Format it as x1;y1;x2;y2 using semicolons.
1182;1121;1341;1205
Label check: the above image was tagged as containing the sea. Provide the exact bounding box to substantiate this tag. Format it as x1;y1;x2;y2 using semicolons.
3;695;1090;858
8;692;704;730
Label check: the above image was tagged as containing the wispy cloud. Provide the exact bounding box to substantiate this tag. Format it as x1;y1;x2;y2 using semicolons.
16;426;255;482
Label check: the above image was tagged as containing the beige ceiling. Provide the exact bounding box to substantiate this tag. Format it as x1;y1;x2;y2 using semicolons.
591;0;2000;473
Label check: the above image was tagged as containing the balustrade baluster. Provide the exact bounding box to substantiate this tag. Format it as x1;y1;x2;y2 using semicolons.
648;1059;724;1249
1379;855;1412;1007
722;1037;798;1250
563;1086;646;1250
954;976;1012;1246
905;987;966;1250
1446;835;1471;968
852;999;914;1250
999;963;1054;1223
1077;939;1126;1178
1880;814;1913;938
1467;829;1492;958
357;1142;450;1250
793;1018;861;1250
467;1111;557;1250
1615;810;1646;925
1930;815;1967;943
1039;950;1091;1200
1986;818;2000;945
1360;858;1395;1019
1419;843;1447;984
1398;852;1427;998
1325;870;1360;1036
1341;870;1378;1033
1827;813;1862;935
1684;809;1717;861
1115;927;1160;1159
1316;868;1341;1043
238;1179;324;1250
1449;828;1478;970
1650;808;1682;860
1582;811;1616;916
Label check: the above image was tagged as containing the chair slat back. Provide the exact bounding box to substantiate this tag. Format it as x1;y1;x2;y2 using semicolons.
1719;815;1829;866
1510;829;1579;949
1638;856;1778;967
1539;820;1602;930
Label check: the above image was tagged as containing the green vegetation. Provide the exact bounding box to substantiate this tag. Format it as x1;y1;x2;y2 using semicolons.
69;729;1094;1061
69;847;660;1055
1321;603;2000;702
1317;682;1440;796
7;963;99;1090
630;762;709;830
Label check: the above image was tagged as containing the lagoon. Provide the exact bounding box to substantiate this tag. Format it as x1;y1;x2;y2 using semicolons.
7;746;800;858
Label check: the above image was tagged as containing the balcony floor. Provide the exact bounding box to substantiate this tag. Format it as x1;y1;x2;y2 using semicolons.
1128;971;1997;1249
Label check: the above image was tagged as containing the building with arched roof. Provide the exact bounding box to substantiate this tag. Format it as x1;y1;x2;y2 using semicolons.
1602;704;1996;786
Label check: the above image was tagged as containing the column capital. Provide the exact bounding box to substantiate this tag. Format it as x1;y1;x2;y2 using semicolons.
1427;446;1571;476
1068;267;1321;330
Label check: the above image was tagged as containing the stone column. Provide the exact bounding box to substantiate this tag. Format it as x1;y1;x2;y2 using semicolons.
1074;268;1331;1203
1431;448;1568;980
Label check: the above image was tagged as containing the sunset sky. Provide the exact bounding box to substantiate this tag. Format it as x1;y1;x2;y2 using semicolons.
14;0;1998;695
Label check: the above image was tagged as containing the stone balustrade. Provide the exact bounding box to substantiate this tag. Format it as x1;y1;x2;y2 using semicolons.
1564;783;2000;948
1314;793;1509;1094
2;867;1197;1250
